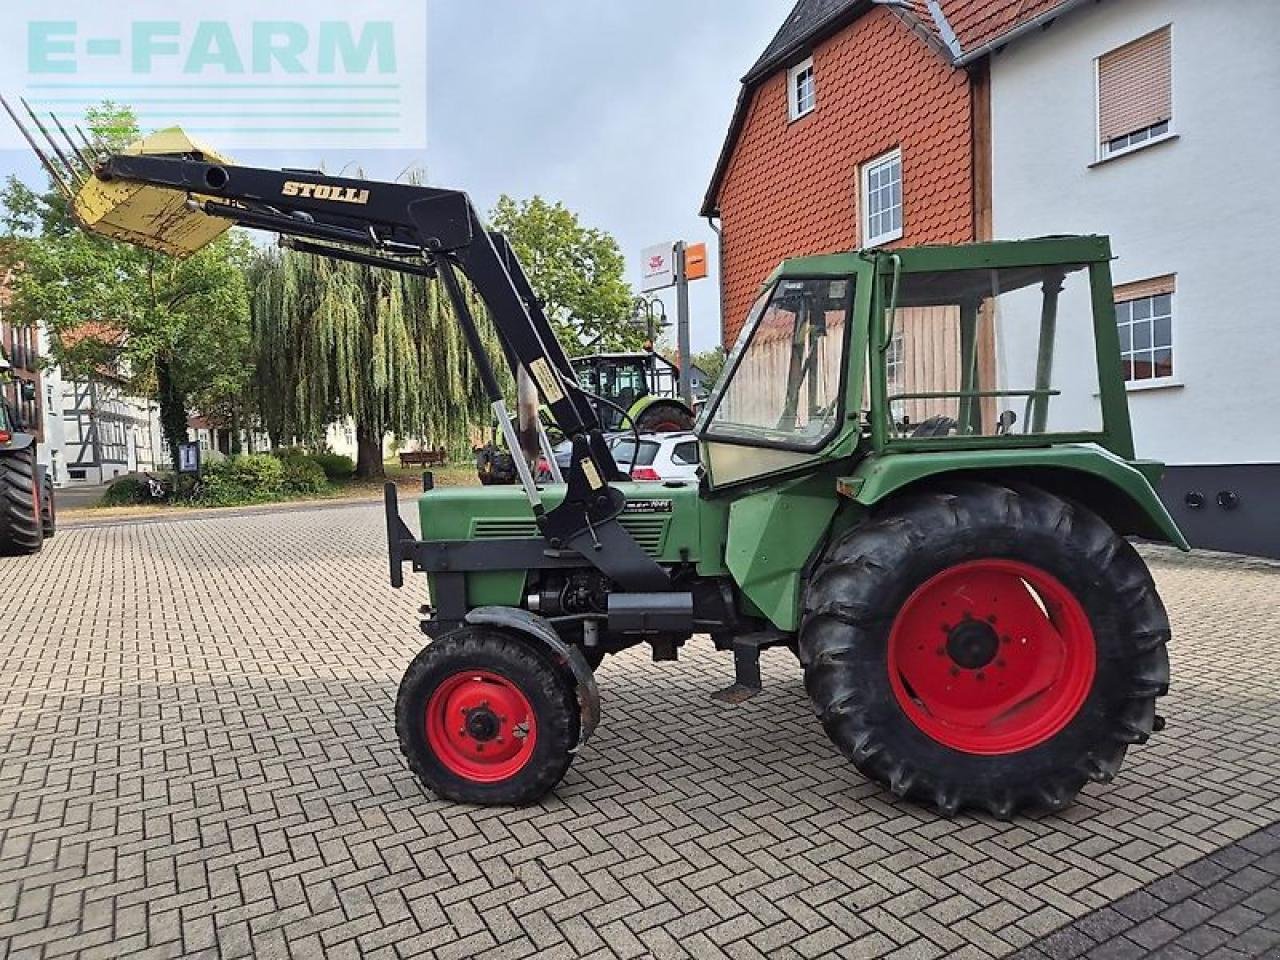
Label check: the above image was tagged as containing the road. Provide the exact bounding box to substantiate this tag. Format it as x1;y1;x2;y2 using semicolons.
1;503;1278;959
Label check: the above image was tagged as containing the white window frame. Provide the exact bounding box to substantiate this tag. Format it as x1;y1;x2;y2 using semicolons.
787;57;816;121
860;148;904;247
1092;24;1176;164
1115;287;1176;389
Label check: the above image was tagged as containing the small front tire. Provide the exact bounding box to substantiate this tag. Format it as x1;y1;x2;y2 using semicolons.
396;626;579;805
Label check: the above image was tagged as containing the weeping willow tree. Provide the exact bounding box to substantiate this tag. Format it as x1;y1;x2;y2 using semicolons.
250;247;506;478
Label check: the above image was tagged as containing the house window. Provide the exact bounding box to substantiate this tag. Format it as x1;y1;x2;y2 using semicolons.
1097;26;1172;158
1115;276;1175;383
861;149;903;247
787;57;815;120
886;329;906;421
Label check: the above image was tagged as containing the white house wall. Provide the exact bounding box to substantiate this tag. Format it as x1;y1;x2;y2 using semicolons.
988;0;1280;467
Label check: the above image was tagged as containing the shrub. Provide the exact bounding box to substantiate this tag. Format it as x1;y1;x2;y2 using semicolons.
309;452;356;481
100;475;150;506
224;454;285;495
281;457;327;495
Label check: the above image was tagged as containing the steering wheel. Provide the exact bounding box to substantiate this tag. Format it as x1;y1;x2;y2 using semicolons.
911;415;958;438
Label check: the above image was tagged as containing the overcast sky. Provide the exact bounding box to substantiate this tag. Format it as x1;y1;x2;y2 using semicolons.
0;2;790;352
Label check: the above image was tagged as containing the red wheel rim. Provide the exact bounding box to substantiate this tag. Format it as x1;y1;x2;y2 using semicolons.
887;559;1096;756
424;670;537;782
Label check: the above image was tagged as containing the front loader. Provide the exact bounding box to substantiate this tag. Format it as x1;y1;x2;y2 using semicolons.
10;102;1183;817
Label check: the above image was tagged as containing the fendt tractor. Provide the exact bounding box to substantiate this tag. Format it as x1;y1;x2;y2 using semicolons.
475;349;694;484
0;349;56;556
8;99;1182;817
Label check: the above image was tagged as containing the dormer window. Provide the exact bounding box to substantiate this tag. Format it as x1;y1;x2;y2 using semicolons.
788;57;816;121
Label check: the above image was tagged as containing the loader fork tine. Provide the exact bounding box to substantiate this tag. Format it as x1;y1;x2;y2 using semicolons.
20;97;85;187
74;124;104;165
0;95;74;200
51;112;93;177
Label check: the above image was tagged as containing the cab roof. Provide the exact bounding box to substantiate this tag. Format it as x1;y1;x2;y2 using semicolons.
766;235;1113;286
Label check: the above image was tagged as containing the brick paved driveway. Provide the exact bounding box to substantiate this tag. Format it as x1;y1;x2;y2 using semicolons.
1;504;1278;959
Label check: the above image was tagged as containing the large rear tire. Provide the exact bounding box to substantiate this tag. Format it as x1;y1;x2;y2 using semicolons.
396;626;579;805
799;481;1170;817
634;401;695;433
0;447;43;556
40;471;56;539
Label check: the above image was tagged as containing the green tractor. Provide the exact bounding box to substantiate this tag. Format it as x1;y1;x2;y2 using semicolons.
571;351;695;433
475;349;694;485
0;350;55;556
387;234;1182;817
23;130;1179;816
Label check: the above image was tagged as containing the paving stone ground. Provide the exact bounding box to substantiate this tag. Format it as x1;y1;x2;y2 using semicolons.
1;503;1278;959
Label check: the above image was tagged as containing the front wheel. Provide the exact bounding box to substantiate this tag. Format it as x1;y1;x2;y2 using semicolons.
800;481;1170;818
396;626;580;805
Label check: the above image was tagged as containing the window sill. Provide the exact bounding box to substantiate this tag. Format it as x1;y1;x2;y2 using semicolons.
863;228;904;249
1089;132;1179;168
788;107;815;124
1126;379;1183;393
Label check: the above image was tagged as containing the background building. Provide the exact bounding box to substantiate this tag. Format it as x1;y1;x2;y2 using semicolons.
705;0;1280;557
987;0;1280;557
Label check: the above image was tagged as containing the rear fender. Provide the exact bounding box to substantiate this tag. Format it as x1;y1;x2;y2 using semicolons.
840;447;1189;549
463;606;601;750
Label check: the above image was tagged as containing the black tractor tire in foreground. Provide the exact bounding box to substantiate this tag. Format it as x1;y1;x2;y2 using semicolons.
0;447;43;556
634;400;695;433
799;481;1169;818
40;471;56;539
396;626;579;805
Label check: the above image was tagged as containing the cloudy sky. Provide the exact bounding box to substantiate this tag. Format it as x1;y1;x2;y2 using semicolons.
0;2;790;352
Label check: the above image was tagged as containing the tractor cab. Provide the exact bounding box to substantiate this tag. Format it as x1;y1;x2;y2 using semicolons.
697;237;1144;492
571;351;693;433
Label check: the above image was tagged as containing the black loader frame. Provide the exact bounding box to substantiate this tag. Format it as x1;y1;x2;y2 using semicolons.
79;154;672;596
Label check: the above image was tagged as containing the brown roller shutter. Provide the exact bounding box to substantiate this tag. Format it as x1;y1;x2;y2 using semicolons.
1098;27;1171;143
1114;275;1175;302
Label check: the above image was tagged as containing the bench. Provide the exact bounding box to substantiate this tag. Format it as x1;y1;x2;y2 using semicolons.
399;449;447;468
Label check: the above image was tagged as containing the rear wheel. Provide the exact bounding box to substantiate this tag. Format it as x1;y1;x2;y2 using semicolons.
40;472;56;539
396;626;579;805
634;401;695;433
800;481;1169;817
0;447;43;556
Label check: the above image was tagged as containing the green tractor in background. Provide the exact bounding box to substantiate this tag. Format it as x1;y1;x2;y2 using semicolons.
476;349;695;484
0;350;55;556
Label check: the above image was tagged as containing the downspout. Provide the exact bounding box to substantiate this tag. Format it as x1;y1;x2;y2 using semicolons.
953;0;1096;66
706;214;726;348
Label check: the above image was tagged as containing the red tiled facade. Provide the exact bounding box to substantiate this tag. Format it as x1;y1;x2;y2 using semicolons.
714;6;973;346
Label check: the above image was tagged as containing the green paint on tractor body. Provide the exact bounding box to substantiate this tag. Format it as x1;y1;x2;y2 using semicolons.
418;235;1185;638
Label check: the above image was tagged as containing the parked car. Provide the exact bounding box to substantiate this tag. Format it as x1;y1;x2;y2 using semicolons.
536;431;700;482
610;432;700;482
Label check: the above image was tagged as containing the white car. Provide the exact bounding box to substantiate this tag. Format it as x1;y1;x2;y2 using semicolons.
609;432;700;482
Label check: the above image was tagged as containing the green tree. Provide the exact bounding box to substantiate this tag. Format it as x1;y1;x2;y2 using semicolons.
691;346;727;387
489;195;640;354
249;247;500;479
0;102;254;467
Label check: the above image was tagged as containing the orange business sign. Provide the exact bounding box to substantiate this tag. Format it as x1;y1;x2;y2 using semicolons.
683;242;708;281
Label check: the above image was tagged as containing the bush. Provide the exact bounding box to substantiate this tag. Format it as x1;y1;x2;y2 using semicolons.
224;454;285;495
309;452;356;481
100;475;149;506
281;457;327;495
